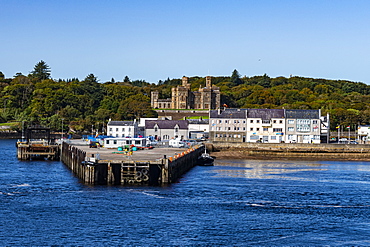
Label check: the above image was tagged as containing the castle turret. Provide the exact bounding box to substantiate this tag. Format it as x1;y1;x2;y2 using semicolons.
206;76;212;88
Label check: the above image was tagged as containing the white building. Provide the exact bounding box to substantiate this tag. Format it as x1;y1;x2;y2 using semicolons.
107;120;139;138
358;125;370;143
285;110;321;144
246;109;285;143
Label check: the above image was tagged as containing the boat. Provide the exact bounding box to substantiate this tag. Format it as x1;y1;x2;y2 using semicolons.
197;149;214;166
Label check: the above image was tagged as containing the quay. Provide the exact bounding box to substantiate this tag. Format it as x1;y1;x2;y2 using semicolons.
16;126;60;161
61;141;205;185
208;142;370;161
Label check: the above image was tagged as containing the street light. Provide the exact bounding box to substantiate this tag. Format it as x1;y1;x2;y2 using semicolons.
61;118;64;141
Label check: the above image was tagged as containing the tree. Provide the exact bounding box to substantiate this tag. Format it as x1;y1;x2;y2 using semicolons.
230;69;242;86
124;76;130;83
30;60;51;81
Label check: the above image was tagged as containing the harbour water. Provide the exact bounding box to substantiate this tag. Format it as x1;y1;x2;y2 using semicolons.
1;139;370;246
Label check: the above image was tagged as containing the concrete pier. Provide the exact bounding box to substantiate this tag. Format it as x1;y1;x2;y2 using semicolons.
61;141;204;185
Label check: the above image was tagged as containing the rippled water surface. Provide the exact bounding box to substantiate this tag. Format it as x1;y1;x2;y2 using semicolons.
1;139;370;246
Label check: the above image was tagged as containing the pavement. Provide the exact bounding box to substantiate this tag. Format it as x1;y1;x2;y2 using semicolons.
66;140;196;162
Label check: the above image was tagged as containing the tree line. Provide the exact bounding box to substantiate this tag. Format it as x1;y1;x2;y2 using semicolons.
1;62;370;133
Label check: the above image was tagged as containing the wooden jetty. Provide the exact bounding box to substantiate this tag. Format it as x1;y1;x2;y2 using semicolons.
61;141;205;185
16;126;60;160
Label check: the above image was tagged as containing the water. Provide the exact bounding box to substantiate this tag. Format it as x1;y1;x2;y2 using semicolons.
1;139;370;246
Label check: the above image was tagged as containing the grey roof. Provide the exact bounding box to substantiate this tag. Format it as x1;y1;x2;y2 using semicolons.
247;109;285;120
210;109;246;119
145;120;189;129
108;121;136;126
285;109;320;119
187;119;209;124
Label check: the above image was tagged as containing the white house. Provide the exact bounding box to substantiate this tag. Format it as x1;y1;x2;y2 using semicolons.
107;120;139;138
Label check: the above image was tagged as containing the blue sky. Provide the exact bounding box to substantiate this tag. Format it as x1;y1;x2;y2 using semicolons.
1;0;370;84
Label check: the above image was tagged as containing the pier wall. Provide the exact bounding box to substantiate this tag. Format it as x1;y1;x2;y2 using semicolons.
207;142;370;160
61;142;204;185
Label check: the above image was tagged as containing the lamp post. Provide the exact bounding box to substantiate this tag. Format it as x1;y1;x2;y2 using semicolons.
61;118;64;141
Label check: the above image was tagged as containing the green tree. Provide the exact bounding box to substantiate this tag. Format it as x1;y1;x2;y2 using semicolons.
230;69;242;86
30;60;51;81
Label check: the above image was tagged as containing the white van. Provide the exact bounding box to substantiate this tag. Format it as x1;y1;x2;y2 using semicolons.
169;139;185;148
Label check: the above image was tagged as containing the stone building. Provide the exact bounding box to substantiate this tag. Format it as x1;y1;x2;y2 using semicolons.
151;76;220;110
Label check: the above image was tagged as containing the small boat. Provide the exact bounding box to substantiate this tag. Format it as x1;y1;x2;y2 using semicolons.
197;150;214;166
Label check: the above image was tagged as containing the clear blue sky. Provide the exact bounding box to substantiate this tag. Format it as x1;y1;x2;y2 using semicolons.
1;0;370;84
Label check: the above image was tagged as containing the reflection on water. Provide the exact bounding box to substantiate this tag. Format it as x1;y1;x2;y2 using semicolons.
214;160;326;180
213;160;370;184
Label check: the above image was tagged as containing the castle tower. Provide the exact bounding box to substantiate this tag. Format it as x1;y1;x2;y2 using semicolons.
182;76;191;89
151;91;159;108
206;76;212;88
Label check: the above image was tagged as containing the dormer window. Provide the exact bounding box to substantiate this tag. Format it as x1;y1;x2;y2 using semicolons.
154;127;158;132
175;127;179;133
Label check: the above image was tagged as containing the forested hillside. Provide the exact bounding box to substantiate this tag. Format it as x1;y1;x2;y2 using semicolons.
1;62;369;133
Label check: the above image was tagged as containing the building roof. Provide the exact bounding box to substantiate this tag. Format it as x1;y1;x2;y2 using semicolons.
285;109;320;119
145;120;189;129
107;121;136;126
187;119;209;124
246;109;285;120
209;109;246;119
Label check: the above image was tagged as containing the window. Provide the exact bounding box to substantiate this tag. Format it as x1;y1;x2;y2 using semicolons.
175;127;179;133
314;135;320;140
116;128;118;131
121;134;125;138
273;120;277;124
115;134;118;137
250;135;259;140
243;127;246;130
303;135;310;140
288;135;294;140
243;120;246;124
113;140;117;144
288;120;294;124
109;128;112;132
257;120;260;123
297;119;311;132
262;120;270;124
106;140;110;144
135;140;141;145
250;120;254;123
256;128;260;131
122;128;125;132
225;120;228;123
313;120;318;124
263;128;268;131
288;127;294;132
271;136;277;140
273;128;283;132
234;120;237;124
163;135;170;140
154;127;158;132
279;120;283;124
219;120;222;123
228;127;231;130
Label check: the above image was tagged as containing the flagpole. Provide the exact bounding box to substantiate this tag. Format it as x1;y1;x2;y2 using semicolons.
348;126;350;143
337;126;339;143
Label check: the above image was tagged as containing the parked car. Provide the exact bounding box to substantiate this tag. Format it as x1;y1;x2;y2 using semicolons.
169;139;185;148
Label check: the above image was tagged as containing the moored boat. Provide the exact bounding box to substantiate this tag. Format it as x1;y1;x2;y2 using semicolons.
197;150;214;166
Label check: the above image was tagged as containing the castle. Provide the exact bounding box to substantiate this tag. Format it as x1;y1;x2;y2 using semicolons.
151;76;220;110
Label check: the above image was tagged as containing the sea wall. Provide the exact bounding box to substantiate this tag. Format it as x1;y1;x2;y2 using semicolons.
207;142;370;161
